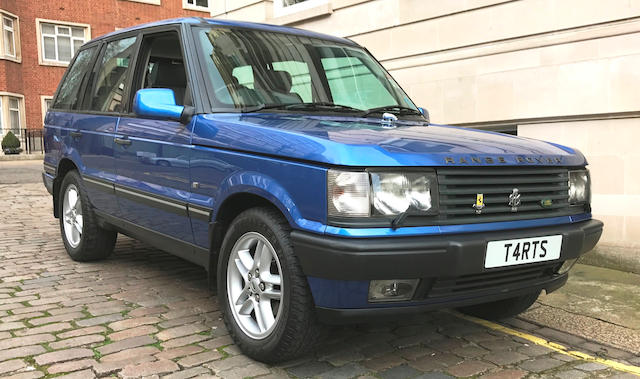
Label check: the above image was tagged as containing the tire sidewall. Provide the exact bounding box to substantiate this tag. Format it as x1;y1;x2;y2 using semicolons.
217;210;294;356
58;171;87;258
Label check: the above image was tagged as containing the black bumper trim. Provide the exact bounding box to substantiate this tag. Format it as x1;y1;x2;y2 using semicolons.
316;273;567;323
291;219;603;280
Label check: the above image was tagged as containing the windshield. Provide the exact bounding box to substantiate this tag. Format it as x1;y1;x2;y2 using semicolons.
195;26;420;117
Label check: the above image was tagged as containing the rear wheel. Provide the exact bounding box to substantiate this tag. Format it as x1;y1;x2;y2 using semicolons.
59;170;117;261
218;207;321;363
457;291;540;320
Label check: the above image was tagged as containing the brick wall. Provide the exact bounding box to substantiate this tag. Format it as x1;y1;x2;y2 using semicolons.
0;0;210;130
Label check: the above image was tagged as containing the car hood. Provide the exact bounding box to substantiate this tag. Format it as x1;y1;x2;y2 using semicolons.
192;113;586;167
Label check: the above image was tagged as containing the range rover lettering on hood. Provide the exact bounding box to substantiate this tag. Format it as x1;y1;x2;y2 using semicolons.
445;156;564;164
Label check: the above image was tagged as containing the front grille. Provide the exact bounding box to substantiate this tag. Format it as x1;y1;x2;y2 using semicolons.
426;262;559;298
437;167;581;224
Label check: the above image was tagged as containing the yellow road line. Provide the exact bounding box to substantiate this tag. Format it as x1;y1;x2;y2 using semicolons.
453;311;640;377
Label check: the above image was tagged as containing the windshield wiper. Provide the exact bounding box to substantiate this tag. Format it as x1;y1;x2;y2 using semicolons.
284;102;362;112
241;103;294;113
360;105;423;118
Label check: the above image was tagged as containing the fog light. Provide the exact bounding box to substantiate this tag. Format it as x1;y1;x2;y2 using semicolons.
558;258;578;274
368;279;419;302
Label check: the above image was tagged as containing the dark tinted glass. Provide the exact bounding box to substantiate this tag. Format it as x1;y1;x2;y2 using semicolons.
196;27;417;112
52;46;96;110
90;36;137;113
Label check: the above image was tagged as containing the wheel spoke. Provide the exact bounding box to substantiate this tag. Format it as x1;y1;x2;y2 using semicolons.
261;272;281;286
262;288;281;300
234;257;250;278
237;249;253;275
252;240;266;271
257;299;275;331
68;189;78;209
238;297;255;315
75;215;83;231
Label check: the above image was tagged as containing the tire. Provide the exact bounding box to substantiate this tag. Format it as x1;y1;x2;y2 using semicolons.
457;291;540;320
156;160;170;167
217;207;321;363
58;170;117;261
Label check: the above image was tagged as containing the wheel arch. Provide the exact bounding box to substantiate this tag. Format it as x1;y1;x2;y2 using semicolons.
53;158;80;218
208;191;287;286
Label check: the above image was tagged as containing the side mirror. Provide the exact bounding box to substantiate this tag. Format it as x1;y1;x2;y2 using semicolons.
417;107;430;124
418;107;431;124
133;88;186;122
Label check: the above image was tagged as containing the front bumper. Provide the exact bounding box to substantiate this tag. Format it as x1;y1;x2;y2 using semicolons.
291;219;603;321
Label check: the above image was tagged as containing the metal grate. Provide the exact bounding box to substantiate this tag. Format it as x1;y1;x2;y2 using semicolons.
436;167;581;224
427;263;559;298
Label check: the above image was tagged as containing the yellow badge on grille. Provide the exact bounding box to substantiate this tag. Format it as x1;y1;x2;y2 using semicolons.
472;193;485;214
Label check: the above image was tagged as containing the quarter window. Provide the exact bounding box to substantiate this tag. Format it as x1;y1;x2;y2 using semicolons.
52;46;96;110
90;36;138;113
3;16;15;57
40;21;88;64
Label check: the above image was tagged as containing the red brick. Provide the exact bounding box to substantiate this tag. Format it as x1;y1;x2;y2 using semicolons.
57;326;107;339
119;359;179;378
176;350;223;368
47;359;96;375
0;1;212;131
155;345;204;360
0;334;56;350
49;334;105;349
107;316;160;332
108;325;158;341
34;348;94;366
447;360;496;377
156;324;208;341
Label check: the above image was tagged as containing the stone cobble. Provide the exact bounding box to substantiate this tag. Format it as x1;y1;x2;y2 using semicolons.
0;182;635;378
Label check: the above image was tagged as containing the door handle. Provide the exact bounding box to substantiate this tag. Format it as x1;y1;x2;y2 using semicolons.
114;137;132;146
70;131;82;138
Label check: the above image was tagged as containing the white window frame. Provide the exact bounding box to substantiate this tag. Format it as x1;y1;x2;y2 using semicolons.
183;0;210;12
41;95;54;124
0;97;3;132
273;0;328;17
2;15;15;58
8;96;21;136
36;19;91;67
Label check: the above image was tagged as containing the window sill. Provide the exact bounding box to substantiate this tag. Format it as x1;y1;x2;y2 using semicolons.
269;2;332;26
39;60;70;67
0;56;21;64
119;0;161;5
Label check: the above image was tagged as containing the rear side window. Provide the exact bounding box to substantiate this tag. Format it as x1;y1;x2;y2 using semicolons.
90;36;137;113
52;46;97;110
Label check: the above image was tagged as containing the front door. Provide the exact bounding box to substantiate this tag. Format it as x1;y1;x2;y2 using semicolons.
113;30;194;244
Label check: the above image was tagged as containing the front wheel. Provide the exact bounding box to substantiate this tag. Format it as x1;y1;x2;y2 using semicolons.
59;170;117;261
217;207;321;363
457;291;540;320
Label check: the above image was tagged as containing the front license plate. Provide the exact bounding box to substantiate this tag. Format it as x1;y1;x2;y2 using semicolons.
485;235;562;268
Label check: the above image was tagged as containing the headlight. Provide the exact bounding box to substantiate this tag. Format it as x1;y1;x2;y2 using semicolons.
568;169;590;205
328;170;437;218
327;171;370;217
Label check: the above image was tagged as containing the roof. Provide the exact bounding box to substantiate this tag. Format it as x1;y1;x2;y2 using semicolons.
89;17;358;46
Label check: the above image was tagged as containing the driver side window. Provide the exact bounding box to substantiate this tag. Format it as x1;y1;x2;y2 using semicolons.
133;31;190;107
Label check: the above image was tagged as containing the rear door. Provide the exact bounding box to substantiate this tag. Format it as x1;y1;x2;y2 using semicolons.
47;43;123;215
113;28;195;244
80;33;140;217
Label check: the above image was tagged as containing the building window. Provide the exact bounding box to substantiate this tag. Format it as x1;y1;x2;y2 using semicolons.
0;96;22;136
273;0;327;17
41;96;53;123
183;0;209;12
3;15;15;57
38;20;90;65
8;97;20;135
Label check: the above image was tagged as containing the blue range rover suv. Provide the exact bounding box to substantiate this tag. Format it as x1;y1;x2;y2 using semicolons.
42;18;603;362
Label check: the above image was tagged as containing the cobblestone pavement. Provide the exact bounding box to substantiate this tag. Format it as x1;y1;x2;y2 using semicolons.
0;180;638;378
